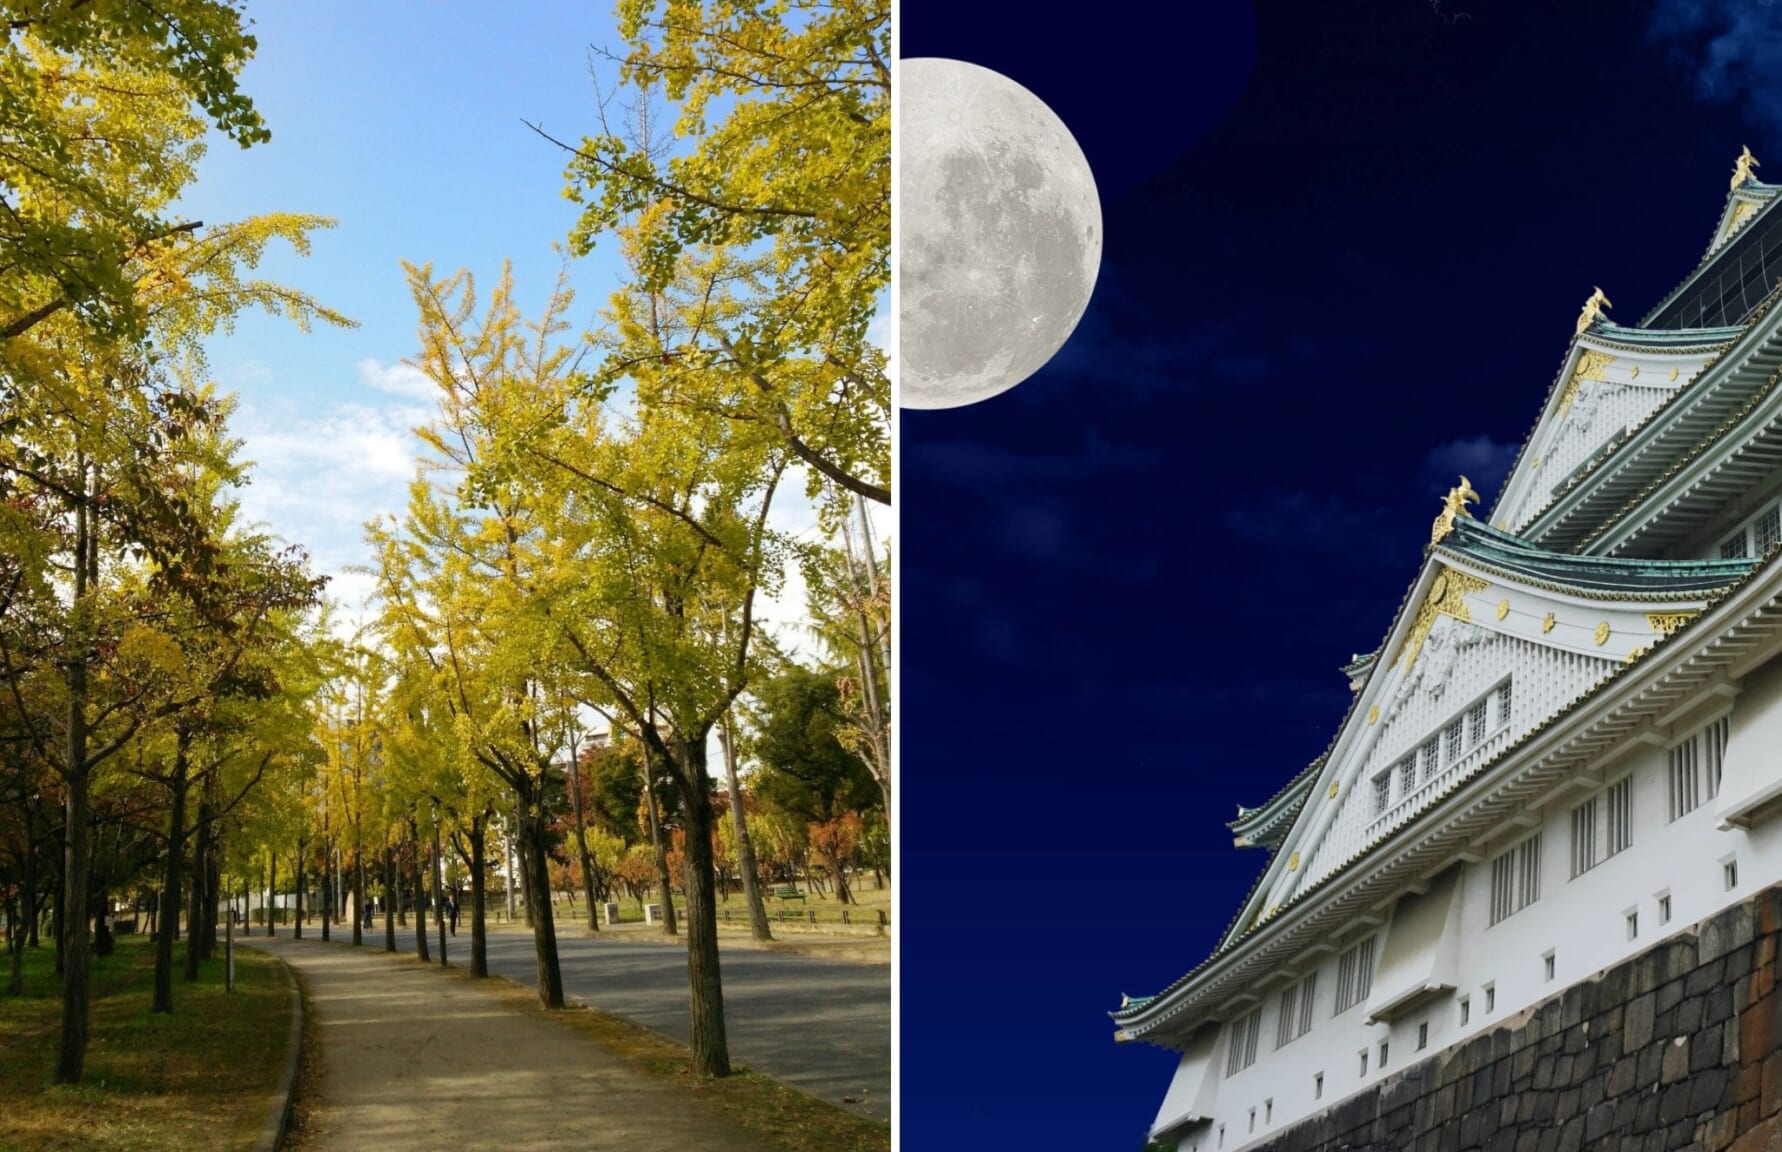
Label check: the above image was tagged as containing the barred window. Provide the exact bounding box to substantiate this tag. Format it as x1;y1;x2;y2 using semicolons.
1226;1006;1261;1077
1421;738;1440;783
1570;797;1598;878
1275;972;1317;1048
1398;755;1417;798
1468;697;1489;745
1669;736;1702;822
1373;773;1391;817
1334;936;1376;1015
1496;680;1513;727
1705;715;1729;799
1490;833;1542;926
1445;719;1464;761
1723;532;1749;560
1757;506;1782;554
1605;776;1633;857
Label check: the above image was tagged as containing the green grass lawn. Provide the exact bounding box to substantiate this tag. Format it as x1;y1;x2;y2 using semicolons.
0;933;290;1152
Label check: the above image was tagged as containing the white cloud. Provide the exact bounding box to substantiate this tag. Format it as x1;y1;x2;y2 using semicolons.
357;357;438;401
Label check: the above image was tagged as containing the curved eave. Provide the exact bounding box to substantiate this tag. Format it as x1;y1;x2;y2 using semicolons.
1113;541;1782;1045
1444;517;1755;595
1229;780;1314;850
1642;179;1782;327
1519;281;1782;553
1706;182;1779;257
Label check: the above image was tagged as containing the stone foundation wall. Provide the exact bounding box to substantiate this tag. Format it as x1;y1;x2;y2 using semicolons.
1250;885;1782;1152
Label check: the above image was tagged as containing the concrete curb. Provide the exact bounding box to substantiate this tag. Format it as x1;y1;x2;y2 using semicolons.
254;954;304;1152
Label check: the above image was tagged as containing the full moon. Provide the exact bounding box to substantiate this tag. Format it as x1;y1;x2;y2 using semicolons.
899;58;1102;410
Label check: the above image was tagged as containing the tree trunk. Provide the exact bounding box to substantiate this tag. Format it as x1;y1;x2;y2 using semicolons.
672;735;730;1076
382;847;396;953
469;813;488;977
411;831;430;963
431;821;447;967
518;777;564;1008
153;734;189;1014
823;847;854;905
569;757;599;932
265;856;276;937
293;841;305;939
201;826;220;959
514;800;533;928
718;716;771;941
352;836;365;947
320;836;331;943
8;892;25;995
643;748;677;935
54;767;91;1082
185;774;213;980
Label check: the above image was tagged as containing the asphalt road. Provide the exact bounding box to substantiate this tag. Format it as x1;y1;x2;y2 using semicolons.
477;930;891;1122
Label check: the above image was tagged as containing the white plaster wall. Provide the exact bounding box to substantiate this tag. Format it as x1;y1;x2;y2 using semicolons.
1173;679;1782;1152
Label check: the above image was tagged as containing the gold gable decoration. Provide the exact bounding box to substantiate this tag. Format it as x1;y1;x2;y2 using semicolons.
1429;476;1480;547
1647;611;1698;637
1733;145;1761;190
1398;566;1490;672
1557;350;1616;413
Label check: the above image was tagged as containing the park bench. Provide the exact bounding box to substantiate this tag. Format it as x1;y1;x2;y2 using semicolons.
774;887;806;901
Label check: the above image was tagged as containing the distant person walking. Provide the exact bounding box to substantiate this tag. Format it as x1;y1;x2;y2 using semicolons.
448;894;459;935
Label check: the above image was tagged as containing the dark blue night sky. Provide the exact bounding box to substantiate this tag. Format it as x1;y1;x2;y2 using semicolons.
898;2;1782;1149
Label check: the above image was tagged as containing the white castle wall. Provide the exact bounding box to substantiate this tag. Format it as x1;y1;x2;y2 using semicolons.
1171;675;1782;1152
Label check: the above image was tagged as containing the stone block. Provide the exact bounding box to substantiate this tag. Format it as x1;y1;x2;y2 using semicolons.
1677;995;1705;1034
1656;978;1685;1017
1709;985;1737;1028
1661;1037;1690;1086
1606;1056;1635;1095
1702;904;1755;964
1637;1044;1664;1089
1689;957;1730;997
1693;1023;1724;1073
1689;1065;1729;1114
1657;1080;1691;1126
1764;1051;1782;1117
1625;992;1656;1050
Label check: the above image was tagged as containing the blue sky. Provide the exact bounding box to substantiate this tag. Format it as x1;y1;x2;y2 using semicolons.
178;0;849;640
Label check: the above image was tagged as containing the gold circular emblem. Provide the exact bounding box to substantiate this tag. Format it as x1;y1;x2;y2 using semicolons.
1430;571;1449;601
1595;621;1611;646
1496;599;1510;621
1368;706;1380;725
1288;852;1300;872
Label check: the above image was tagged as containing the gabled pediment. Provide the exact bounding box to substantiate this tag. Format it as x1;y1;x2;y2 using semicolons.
1491;325;1735;537
1218;518;1753;949
1707;180;1778;256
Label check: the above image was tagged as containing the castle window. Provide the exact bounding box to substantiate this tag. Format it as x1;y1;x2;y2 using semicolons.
1626;909;1639;941
1605;776;1633;857
1496;680;1513;727
1757;505;1781;554
1570;796;1598;878
1225;1006;1261;1077
1334;936;1376;1015
1445;719;1464;761
1705;715;1729;799
1358;1048;1368;1076
1398;754;1418;798
1669;736;1701;821
1314;1072;1324;1099
1723;531;1749;559
1725;857;1740;892
1489;833;1542;925
1373;772;1392;816
1468;697;1489;745
1275;972;1317;1048
1417;1021;1429;1050
1248;1107;1255;1134
1658;891;1672;924
1379;1039;1390;1069
1421;738;1440;783
1265;1099;1273;1125
1459;996;1470;1026
1543;950;1556;982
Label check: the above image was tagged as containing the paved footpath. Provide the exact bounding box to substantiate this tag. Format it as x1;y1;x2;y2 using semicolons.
250;936;779;1152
